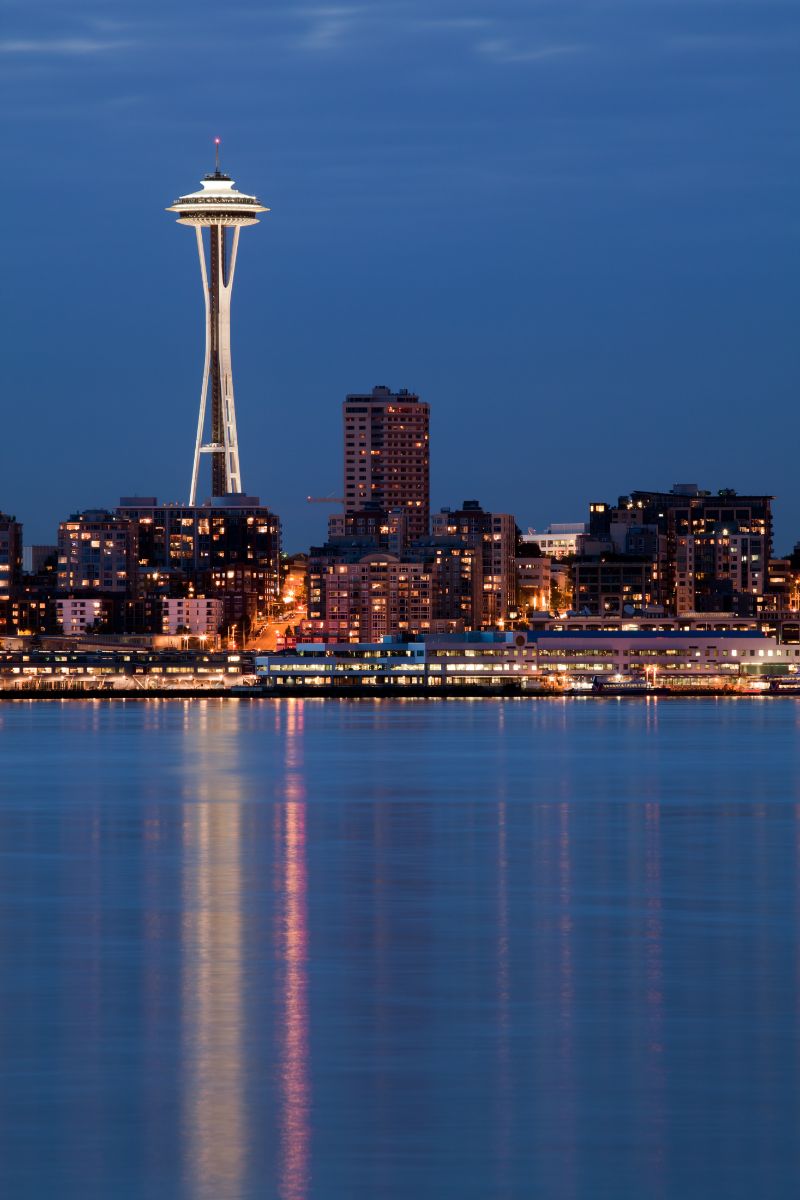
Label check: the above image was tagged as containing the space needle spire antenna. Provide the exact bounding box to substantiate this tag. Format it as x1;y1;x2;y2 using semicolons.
167;139;269;504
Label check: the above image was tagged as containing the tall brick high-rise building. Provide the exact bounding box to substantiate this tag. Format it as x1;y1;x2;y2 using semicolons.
343;386;430;541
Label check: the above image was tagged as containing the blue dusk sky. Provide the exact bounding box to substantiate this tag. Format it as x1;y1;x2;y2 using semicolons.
2;0;799;551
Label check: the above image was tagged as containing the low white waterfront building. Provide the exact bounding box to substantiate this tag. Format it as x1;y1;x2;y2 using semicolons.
527;629;797;680
256;641;429;687
255;630;799;689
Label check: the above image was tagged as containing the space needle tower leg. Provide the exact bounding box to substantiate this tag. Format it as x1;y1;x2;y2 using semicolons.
210;223;243;496
189;227;211;506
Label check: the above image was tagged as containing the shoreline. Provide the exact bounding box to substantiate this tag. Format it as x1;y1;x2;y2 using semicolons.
0;686;791;701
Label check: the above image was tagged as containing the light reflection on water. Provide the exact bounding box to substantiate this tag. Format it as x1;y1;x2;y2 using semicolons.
277;700;311;1200
180;702;245;1200
1;698;800;1198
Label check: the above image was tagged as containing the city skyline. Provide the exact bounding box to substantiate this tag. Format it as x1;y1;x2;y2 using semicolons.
2;0;798;551
3;8;800;1194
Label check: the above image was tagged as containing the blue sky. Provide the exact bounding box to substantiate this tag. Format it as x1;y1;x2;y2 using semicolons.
2;0;799;550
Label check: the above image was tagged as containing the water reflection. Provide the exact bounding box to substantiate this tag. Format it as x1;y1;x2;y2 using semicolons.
63;800;105;1187
556;799;576;1200
181;705;245;1199
643;799;665;1195
276;701;311;1200
494;779;511;1196
142;802;169;1184
3;699;800;1199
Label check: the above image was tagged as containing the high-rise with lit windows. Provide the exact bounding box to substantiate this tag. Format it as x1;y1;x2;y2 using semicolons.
587;485;774;615
343;386;430;542
432;500;517;626
117;495;281;634
57;511;137;595
0;512;22;630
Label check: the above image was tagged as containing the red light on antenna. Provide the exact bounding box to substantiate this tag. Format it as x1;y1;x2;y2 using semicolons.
214;137;221;144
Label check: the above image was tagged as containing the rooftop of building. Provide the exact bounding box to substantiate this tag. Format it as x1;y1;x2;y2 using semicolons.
436;500;488;515
118;495;272;512
63;509;125;523
344;386;421;403
523;523;586;537
529;628;771;640
625;487;775;504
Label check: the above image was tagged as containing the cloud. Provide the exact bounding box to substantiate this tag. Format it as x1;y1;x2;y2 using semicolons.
411;18;491;32
290;6;494;56
293;6;362;52
0;37;130;55
287;6;586;66
477;39;586;65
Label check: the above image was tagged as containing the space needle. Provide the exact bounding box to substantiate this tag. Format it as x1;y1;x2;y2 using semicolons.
167;141;268;504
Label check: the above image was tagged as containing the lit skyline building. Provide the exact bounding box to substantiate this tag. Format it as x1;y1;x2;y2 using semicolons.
0;512;23;631
343;386;430;542
167;141;268;504
57;510;137;596
432;500;517;627
116;495;281;633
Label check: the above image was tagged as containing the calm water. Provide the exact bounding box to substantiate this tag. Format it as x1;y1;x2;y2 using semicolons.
1;697;800;1199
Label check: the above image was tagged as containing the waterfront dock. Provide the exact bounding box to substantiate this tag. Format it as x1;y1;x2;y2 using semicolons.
2;629;798;698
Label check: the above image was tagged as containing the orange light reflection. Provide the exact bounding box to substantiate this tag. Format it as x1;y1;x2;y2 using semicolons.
277;701;311;1200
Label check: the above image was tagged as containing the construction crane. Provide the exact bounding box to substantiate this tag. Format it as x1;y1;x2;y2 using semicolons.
306;495;344;505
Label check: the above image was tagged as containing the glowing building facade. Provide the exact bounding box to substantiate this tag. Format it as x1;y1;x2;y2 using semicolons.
57;510;137;595
0;512;22;607
432;500;518;626
343;387;430;541
118;495;281;633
